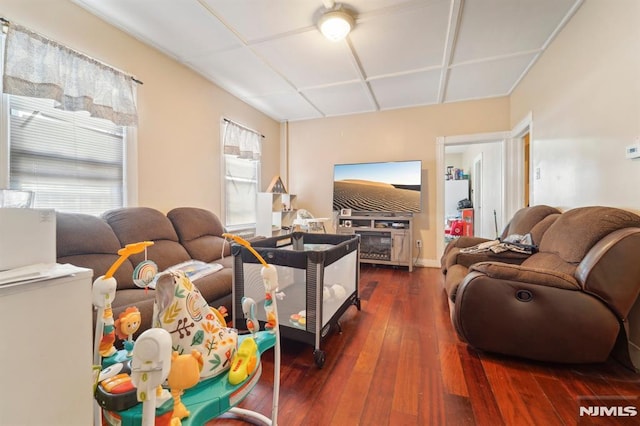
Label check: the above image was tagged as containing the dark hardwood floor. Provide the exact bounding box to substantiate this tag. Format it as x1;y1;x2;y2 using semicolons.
208;265;640;425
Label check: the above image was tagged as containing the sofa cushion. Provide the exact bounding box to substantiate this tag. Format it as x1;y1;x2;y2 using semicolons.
167;207;231;262
538;206;640;264
470;262;579;291
56;212;135;288
528;213;560;244
192;267;233;303
103;207;191;275
522;252;577;277
501;205;560;239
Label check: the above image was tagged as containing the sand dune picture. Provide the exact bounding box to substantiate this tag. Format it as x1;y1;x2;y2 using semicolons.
333;180;421;213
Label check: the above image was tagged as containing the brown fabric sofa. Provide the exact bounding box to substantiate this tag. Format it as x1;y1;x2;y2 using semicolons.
56;206;233;339
441;204;561;274
448;206;640;367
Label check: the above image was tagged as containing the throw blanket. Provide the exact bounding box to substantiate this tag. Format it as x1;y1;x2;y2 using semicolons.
460;233;538;255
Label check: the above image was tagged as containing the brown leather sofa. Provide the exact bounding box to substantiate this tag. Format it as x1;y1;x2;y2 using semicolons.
441;204;561;274
56;206;233;338
448;206;640;367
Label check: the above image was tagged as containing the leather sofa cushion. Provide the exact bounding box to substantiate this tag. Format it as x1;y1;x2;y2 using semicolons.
445;247;530;271
501;205;560;239
56;212;134;288
528;213;560;244
522;252;577;277
539;206;640;263
470;262;579;290
103;207;191;280
167;207;231;262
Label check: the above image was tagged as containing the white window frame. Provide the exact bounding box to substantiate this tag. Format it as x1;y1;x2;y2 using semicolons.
0;30;137;213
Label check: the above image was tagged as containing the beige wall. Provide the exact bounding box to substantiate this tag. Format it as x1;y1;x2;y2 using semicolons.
287;98;510;262
15;1;636;264
511;0;640;211
510;0;640;364
0;0;281;215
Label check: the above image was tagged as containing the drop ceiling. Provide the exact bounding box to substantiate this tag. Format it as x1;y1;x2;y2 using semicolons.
73;0;583;122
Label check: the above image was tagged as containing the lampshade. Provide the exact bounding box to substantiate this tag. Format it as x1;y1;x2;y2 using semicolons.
318;10;354;41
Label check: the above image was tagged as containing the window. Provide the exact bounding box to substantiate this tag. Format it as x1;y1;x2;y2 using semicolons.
221;119;261;233
0;28;135;215
4;95;126;215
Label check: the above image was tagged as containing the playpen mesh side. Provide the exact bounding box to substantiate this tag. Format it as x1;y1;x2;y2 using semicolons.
305;257;320;335
232;254;245;329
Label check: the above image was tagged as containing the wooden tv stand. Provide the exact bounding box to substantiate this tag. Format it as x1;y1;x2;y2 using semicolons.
336;214;413;271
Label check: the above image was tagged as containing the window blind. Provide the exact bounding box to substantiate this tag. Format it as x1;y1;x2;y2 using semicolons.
9;95;125;215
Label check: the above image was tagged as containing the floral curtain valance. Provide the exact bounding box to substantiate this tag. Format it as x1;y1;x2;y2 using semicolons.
223;120;261;160
3;24;138;126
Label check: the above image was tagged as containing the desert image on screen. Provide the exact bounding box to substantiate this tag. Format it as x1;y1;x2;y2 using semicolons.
333;179;421;213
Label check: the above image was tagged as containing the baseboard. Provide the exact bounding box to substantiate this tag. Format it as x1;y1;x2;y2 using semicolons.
414;258;440;268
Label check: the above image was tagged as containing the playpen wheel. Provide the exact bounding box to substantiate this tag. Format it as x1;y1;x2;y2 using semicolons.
355;298;361;311
314;349;326;368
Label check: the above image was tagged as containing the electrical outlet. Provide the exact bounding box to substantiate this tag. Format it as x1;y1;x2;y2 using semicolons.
416;239;422;248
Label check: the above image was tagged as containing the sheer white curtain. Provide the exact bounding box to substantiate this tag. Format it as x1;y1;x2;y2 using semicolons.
222;120;261;230
223;120;261;159
3;24;137;126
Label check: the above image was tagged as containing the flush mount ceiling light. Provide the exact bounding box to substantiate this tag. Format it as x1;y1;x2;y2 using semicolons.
318;8;355;42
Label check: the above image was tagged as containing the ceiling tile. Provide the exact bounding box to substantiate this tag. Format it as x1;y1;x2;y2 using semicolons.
252;31;361;88
350;0;451;78
202;0;320;42
445;53;537;102
302;83;376;117
370;69;441;109
453;0;577;63
346;0;421;13
74;0;241;60
187;47;294;99
72;0;584;122
246;92;323;122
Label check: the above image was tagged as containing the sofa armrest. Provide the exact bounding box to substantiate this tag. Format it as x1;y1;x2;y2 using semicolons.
441;237;491;271
576;228;640;318
444;236;491;252
470;262;580;291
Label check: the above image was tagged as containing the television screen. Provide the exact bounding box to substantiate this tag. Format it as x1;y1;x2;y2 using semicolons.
333;160;422;214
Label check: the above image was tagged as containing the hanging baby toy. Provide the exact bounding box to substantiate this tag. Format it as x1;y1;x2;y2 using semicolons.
93;241;155;367
132;243;158;289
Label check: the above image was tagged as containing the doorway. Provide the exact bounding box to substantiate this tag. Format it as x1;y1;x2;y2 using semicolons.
436;115;532;262
437;131;513;260
443;141;501;242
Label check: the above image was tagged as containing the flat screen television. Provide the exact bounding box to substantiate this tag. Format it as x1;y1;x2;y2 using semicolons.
333;160;422;215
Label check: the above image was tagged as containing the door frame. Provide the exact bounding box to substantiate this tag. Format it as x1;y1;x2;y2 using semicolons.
472;153;483;237
509;112;533;210
436;112;532;261
437;132;508;260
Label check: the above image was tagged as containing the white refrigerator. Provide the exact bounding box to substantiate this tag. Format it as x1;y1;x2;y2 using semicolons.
444;179;470;218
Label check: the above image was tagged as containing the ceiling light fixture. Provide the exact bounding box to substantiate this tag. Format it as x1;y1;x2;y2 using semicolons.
318;8;355;42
